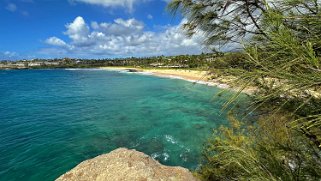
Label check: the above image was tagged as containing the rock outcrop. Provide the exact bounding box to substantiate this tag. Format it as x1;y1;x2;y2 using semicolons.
56;148;199;181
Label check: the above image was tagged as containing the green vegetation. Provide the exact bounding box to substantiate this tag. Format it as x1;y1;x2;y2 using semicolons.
0;54;222;70
2;1;321;179
198;113;321;180
169;0;321;180
0;52;256;71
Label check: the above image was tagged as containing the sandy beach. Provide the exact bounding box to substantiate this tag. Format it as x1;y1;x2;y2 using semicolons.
100;67;256;95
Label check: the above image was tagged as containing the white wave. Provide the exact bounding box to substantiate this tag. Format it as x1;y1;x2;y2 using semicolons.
118;70;154;76
100;68;121;72
161;75;185;80
117;70;131;74
162;152;170;161
165;135;178;144
65;68;103;71
130;141;140;148
151;153;160;159
65;68;80;71
151;152;170;162
135;72;154;75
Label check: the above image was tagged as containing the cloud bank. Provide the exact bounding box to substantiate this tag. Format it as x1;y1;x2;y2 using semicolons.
71;0;143;12
71;0;171;12
44;16;205;58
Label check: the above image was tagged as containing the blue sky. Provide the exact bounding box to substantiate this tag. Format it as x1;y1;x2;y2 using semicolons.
0;0;205;60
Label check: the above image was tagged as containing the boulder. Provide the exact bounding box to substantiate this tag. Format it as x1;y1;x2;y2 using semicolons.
56;148;199;181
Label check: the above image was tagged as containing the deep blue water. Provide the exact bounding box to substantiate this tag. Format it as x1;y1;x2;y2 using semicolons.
0;69;244;181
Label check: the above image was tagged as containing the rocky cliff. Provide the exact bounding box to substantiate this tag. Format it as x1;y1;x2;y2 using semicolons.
56;148;199;181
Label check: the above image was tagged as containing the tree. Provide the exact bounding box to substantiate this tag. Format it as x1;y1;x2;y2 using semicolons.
168;0;321;52
169;0;321;146
169;0;321;180
168;0;268;49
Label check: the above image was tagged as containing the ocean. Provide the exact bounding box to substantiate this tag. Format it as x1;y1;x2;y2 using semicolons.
0;69;244;180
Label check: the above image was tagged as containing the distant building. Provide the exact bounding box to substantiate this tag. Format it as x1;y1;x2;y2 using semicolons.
43;62;60;66
28;62;42;67
14;63;27;69
150;63;164;67
158;65;188;68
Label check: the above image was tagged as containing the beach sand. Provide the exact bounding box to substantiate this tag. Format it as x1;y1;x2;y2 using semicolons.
100;67;256;95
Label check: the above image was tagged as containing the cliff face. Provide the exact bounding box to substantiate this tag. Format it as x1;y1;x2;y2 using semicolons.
56;148;199;181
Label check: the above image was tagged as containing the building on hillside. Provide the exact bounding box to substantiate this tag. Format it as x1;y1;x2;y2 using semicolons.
28;62;42;67
14;63;27;69
158;65;188;68
43;62;60;66
150;63;164;67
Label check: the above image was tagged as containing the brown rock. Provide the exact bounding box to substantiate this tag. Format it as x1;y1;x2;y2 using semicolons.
56;148;199;181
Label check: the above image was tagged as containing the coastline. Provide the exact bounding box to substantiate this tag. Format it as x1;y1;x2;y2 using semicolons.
100;67;256;95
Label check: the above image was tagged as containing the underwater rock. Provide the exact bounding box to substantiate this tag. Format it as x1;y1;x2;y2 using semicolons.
56;148;198;181
126;69;140;72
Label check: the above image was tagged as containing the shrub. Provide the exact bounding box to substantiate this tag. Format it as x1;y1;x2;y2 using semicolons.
197;113;321;181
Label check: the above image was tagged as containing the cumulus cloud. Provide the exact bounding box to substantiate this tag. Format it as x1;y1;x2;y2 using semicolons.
64;16;90;46
71;0;171;11
44;16;205;57
45;37;68;47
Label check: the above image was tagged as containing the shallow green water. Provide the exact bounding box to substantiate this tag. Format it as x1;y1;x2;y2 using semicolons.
0;69;247;181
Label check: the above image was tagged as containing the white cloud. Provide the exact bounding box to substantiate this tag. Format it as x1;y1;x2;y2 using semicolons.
147;14;153;19
44;16;205;58
4;51;16;57
64;16;90;46
1;51;18;59
91;18;144;36
71;0;144;12
6;3;17;12
71;0;171;12
45;37;68;47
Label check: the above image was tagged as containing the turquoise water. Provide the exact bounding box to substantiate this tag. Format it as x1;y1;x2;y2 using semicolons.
0;69;243;181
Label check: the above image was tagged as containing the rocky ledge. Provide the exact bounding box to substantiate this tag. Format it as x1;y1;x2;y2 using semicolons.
56;148;198;181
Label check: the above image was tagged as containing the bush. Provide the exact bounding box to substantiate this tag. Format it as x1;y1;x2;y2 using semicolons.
197;113;321;181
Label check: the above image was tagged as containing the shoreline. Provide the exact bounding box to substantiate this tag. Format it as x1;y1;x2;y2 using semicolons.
100;67;256;95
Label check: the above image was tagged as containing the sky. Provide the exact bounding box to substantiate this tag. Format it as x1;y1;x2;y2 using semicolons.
0;0;206;60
